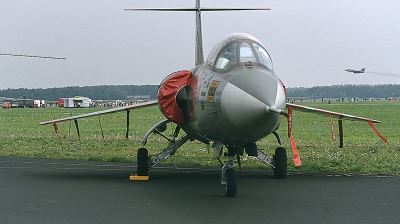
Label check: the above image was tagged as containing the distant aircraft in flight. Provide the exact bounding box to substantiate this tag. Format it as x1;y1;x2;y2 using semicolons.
0;53;65;60
40;0;387;197
345;68;366;74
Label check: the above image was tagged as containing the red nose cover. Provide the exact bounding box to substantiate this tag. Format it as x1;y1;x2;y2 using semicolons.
157;70;192;124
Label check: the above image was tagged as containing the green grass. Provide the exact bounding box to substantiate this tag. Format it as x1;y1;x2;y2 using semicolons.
1;101;399;175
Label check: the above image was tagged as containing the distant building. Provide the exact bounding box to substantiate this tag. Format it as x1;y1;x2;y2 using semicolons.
18;99;34;108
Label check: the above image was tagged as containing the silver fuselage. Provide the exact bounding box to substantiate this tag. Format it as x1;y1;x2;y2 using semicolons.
179;34;286;145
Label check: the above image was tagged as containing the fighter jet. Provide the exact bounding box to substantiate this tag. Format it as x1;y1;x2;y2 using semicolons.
40;0;387;197
345;68;366;74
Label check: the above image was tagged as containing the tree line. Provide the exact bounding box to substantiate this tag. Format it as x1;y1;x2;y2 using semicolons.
0;84;398;100
287;84;399;98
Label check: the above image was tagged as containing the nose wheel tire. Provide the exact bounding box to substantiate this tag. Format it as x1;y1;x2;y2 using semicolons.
225;168;237;197
273;147;287;179
137;147;149;176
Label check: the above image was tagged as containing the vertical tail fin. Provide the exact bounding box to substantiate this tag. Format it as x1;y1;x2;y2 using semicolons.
125;0;270;66
195;0;204;66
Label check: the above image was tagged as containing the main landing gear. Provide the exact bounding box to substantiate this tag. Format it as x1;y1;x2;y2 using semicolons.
273;147;287;179
133;121;288;197
134;119;190;179
136;148;149;176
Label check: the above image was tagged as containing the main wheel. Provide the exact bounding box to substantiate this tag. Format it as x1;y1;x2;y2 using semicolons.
137;147;149;176
225;168;237;197
273;147;287;179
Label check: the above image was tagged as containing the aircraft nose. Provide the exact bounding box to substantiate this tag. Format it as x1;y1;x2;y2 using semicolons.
226;68;286;110
219;68;286;141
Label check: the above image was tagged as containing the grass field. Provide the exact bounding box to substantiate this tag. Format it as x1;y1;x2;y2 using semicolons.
1;101;399;175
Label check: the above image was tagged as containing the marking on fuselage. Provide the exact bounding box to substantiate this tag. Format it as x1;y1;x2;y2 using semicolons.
207;80;220;102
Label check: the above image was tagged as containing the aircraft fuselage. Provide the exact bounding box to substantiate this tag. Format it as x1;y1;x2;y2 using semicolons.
158;33;286;146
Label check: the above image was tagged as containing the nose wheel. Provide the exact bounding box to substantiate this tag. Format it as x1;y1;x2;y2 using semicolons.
220;145;241;197
224;168;237;197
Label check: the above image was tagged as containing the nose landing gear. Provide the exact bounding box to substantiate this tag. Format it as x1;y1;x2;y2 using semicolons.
220;145;243;197
224;168;237;197
219;143;287;197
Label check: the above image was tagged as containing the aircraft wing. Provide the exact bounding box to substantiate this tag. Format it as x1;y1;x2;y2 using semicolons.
39;100;158;125
286;102;387;146
284;102;387;166
286;103;381;123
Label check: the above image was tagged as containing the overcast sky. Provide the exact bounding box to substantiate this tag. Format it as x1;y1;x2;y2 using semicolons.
1;0;400;90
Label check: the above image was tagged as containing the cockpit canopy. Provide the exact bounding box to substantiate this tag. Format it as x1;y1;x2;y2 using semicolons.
207;33;273;71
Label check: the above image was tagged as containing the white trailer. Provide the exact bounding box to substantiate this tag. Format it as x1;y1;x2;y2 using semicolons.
58;97;92;108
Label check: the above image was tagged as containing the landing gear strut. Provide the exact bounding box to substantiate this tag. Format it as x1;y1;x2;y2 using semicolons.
256;147;287;179
220;145;242;197
135;120;190;177
217;143;288;197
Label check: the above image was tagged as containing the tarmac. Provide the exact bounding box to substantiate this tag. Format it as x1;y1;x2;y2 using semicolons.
1;156;400;224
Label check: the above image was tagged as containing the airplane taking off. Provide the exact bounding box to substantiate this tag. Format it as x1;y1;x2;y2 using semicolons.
345;68;366;74
40;0;387;197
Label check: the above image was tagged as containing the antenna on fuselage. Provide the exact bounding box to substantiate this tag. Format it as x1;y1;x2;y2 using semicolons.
124;0;270;66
